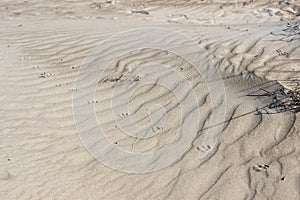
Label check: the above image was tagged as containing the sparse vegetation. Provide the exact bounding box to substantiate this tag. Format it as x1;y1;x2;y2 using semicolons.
261;80;300;113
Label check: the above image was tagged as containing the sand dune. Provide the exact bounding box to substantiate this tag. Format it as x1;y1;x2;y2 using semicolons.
0;0;299;199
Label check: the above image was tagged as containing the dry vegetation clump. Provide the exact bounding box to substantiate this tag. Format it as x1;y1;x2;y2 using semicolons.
262;80;300;113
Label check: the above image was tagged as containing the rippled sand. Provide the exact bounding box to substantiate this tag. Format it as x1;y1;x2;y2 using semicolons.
0;1;299;199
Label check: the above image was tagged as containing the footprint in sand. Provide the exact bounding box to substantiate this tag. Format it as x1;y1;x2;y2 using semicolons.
87;100;99;104
118;113;129;117
39;72;55;78
197;145;211;152
253;164;269;172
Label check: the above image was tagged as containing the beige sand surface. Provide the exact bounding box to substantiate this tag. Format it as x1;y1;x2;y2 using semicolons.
0;0;299;199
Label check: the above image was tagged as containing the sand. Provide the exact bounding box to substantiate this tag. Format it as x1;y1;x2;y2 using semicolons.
0;0;299;199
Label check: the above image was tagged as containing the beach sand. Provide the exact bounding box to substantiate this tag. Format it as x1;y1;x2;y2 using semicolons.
0;0;299;199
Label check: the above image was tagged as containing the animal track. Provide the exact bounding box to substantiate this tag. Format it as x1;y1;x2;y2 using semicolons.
20;56;31;60
87;100;99;104
56;82;72;87
39;72;55;78
71;66;80;70
253;164;270;172
152;126;164;132
118;113;129;117
276;49;288;56
197;145;211;152
155;126;164;131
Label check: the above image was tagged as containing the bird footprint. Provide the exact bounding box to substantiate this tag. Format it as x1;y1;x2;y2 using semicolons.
197;145;211;152
118;113;129;117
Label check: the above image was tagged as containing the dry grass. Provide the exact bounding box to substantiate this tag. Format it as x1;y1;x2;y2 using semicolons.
263;80;300;113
